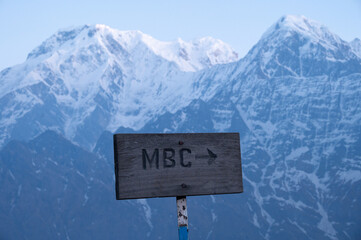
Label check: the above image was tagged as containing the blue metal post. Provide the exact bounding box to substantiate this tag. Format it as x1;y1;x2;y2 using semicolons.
178;226;188;240
177;196;189;240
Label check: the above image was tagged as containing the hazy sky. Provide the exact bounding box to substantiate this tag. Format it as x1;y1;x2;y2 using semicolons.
1;0;361;71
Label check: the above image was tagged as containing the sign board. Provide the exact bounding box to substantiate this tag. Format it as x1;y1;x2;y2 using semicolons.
113;133;243;200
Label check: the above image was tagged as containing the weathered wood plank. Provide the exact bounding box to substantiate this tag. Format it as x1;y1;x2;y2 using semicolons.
113;133;243;200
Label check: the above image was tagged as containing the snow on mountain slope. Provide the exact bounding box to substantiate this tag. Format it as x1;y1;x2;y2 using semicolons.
134;15;361;239
26;24;238;72
350;38;361;58
239;15;360;79
0;24;238;149
0;15;361;239
191;15;361;239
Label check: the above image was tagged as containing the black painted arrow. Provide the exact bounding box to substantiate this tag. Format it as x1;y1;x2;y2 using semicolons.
195;148;218;165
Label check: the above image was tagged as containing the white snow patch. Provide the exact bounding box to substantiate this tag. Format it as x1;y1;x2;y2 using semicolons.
76;170;85;179
47;157;58;166
206;230;213;239
317;203;337;239
293;120;308;129
338;170;361;184
83;193;89;206
137;199;153;230
252;213;260;228
260;121;276;136
8;170;15;181
17;184;22;197
285;147;309;161
211;209;217;222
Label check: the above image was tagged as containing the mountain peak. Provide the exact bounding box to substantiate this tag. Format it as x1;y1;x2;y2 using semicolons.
25;24;237;71
0;24;239;148
241;15;358;78
261;15;341;45
94;23;109;30
277;15;318;30
26;25;90;60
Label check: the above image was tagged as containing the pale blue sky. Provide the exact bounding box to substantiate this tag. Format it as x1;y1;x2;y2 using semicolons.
1;0;361;71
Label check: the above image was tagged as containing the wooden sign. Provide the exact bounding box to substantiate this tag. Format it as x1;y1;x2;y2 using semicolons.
113;133;243;200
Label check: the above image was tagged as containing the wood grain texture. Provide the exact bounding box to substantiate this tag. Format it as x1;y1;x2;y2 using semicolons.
113;133;243;200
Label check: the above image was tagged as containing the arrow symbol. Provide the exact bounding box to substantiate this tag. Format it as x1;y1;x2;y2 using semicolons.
195;148;217;165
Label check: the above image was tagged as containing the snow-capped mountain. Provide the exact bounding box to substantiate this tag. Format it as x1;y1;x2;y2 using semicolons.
195;15;361;239
0;24;238;149
0;15;360;239
134;15;361;239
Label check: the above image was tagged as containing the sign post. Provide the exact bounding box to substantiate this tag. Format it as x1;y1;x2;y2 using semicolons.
177;196;188;240
113;133;243;239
